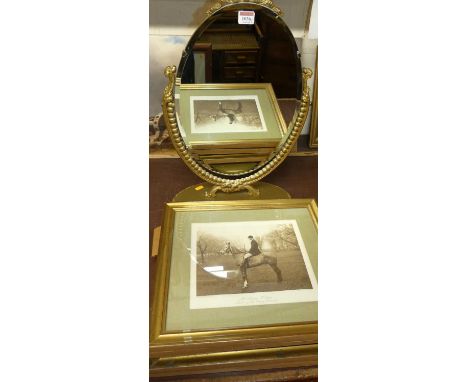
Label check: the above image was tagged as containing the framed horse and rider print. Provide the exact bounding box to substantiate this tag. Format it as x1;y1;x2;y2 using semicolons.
151;1;318;376
191;219;317;309
150;199;318;366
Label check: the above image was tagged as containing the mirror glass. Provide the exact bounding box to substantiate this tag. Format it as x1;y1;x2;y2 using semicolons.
174;3;303;177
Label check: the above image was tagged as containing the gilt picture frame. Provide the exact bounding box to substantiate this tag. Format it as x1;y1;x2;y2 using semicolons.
150;199;318;360
176;83;288;149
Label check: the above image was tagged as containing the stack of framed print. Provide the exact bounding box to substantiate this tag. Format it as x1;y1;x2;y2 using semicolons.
174;83;287;170
150;199;318;378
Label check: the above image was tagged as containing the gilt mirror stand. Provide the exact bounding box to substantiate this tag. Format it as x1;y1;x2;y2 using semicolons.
151;1;318;377
162;66;312;201
160;0;312;201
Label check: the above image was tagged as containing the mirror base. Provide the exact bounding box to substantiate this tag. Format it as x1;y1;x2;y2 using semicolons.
172;181;290;202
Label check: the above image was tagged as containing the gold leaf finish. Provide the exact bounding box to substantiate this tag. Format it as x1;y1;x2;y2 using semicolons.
206;0;283;17
161;66;312;192
150;199;318;360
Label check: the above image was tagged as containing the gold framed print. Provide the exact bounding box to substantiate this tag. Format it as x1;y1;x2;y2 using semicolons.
150;199;318;359
175;83;287;150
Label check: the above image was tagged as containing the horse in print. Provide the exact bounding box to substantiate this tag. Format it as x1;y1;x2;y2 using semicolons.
221;241;283;289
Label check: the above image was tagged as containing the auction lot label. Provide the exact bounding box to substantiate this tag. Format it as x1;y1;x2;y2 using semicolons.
238;10;255;24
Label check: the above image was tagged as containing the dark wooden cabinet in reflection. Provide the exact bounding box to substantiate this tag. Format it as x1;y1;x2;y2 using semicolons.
182;11;301;100
182;12;302;99
257;13;301;99
197;15;264;83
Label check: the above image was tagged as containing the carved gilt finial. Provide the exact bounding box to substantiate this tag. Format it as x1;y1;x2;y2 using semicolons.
206;0;283;17
163;65;177;102
302;67;313;94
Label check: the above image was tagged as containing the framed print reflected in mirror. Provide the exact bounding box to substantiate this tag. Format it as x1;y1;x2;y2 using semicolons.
176;83;287;150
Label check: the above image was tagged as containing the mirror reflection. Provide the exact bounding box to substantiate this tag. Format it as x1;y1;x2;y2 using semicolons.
173;4;304;176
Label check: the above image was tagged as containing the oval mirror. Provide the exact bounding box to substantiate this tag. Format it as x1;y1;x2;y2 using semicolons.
162;0;311;196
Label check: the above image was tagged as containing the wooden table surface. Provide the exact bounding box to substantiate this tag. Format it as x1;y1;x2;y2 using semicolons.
149;156;318;381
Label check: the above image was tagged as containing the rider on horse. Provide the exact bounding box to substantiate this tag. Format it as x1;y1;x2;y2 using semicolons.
221;237;282;290
240;235;261;288
241;235;261;263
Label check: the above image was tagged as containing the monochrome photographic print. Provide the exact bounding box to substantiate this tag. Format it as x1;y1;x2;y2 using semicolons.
189;95;267;134
190;220;318;309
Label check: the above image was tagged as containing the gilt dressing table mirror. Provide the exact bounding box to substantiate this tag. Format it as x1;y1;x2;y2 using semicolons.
152;2;317;377
162;0;312;201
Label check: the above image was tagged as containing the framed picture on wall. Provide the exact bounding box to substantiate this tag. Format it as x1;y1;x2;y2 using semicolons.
192;42;213;83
